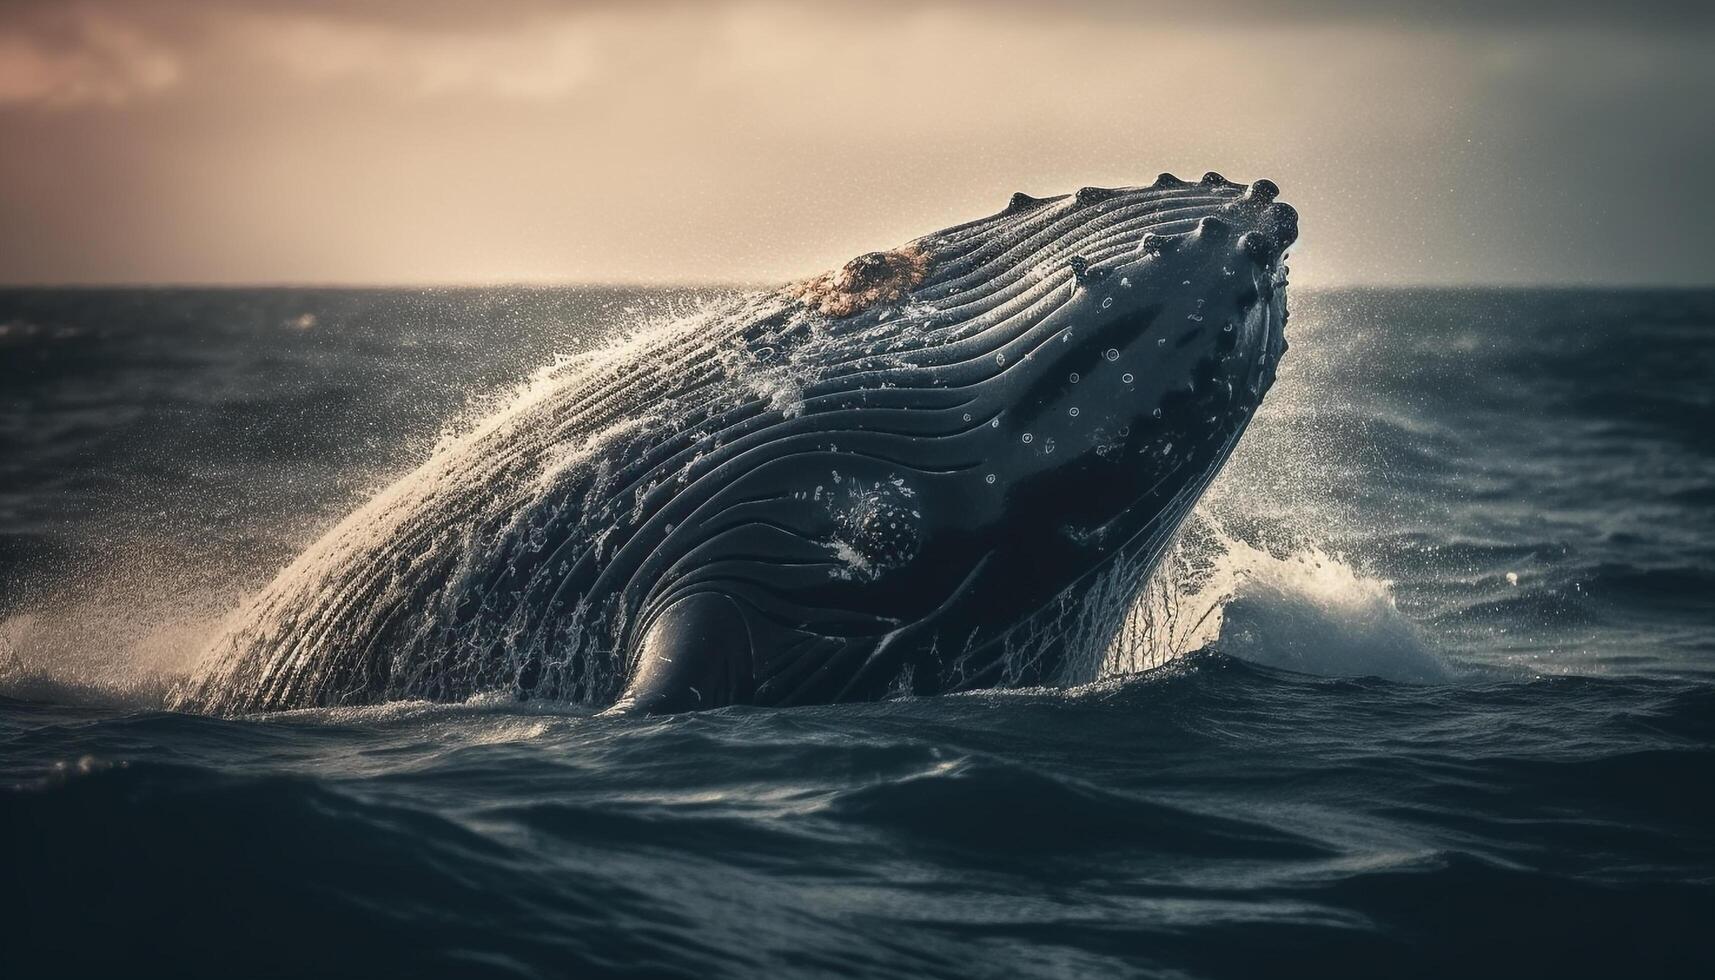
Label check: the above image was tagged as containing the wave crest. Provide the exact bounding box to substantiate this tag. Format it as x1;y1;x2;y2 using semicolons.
1108;517;1448;684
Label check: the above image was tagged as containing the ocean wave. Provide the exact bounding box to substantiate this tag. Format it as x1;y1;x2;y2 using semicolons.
7;671;1715;977
821;754;1330;859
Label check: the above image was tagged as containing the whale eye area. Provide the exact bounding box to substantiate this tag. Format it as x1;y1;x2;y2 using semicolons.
832;484;921;573
787;245;932;318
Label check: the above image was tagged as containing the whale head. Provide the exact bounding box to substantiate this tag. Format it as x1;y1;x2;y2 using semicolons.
789;171;1295;539
718;171;1302;701
916;172;1295;488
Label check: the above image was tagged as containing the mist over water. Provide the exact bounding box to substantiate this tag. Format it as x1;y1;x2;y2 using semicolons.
3;286;1714;977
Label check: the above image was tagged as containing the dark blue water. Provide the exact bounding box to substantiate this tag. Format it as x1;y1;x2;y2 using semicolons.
3;287;1713;978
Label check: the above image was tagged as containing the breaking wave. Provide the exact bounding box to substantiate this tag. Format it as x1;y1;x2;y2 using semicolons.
1106;516;1446;684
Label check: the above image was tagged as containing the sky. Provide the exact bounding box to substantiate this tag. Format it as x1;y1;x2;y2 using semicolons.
1;0;1711;287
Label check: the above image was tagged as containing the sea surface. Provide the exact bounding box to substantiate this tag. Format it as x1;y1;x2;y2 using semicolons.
2;286;1713;978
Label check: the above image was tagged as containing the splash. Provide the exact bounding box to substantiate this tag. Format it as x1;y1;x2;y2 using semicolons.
0;291;748;710
0;597;230;707
1106;516;1449;684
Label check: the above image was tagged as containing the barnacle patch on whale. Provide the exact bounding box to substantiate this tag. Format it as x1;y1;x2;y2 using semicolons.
788;245;931;318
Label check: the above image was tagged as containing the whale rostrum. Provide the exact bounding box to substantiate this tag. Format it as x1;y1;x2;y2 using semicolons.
172;173;1298;715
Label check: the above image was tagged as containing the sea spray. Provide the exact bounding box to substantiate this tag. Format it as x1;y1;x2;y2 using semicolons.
1106;515;1447;683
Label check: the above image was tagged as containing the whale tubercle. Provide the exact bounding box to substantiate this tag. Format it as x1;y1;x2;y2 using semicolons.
1245;179;1279;204
1006;192;1044;213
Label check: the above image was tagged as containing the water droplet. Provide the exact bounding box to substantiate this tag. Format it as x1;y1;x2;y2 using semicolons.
962;412;973;422
1104;348;1119;362
1223;323;1233;332
990;418;1000;428
1068;407;1080;417
1188;313;1204;322
1506;571;1519;586
1021;433;1033;444
996;353;1006;366
985;473;996;484
1152;407;1162;418
1100;297;1113;309
1157;338;1166;347
1043;438;1056;454
1121;373;1134;384
1120;277;1131;287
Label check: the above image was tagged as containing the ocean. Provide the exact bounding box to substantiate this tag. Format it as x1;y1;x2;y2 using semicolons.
2;286;1713;978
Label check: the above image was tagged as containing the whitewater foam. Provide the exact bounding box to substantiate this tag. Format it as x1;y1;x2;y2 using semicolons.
1107;517;1449;684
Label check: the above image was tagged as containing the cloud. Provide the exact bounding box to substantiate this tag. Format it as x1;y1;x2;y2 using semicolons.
0;1;620;108
1;0;1712;285
225;11;604;101
4;0;1711;111
0;8;179;106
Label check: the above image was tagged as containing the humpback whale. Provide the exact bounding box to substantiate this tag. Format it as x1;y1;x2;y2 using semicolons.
173;173;1297;715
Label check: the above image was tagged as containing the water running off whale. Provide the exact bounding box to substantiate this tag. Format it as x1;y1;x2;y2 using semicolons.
172;173;1298;714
